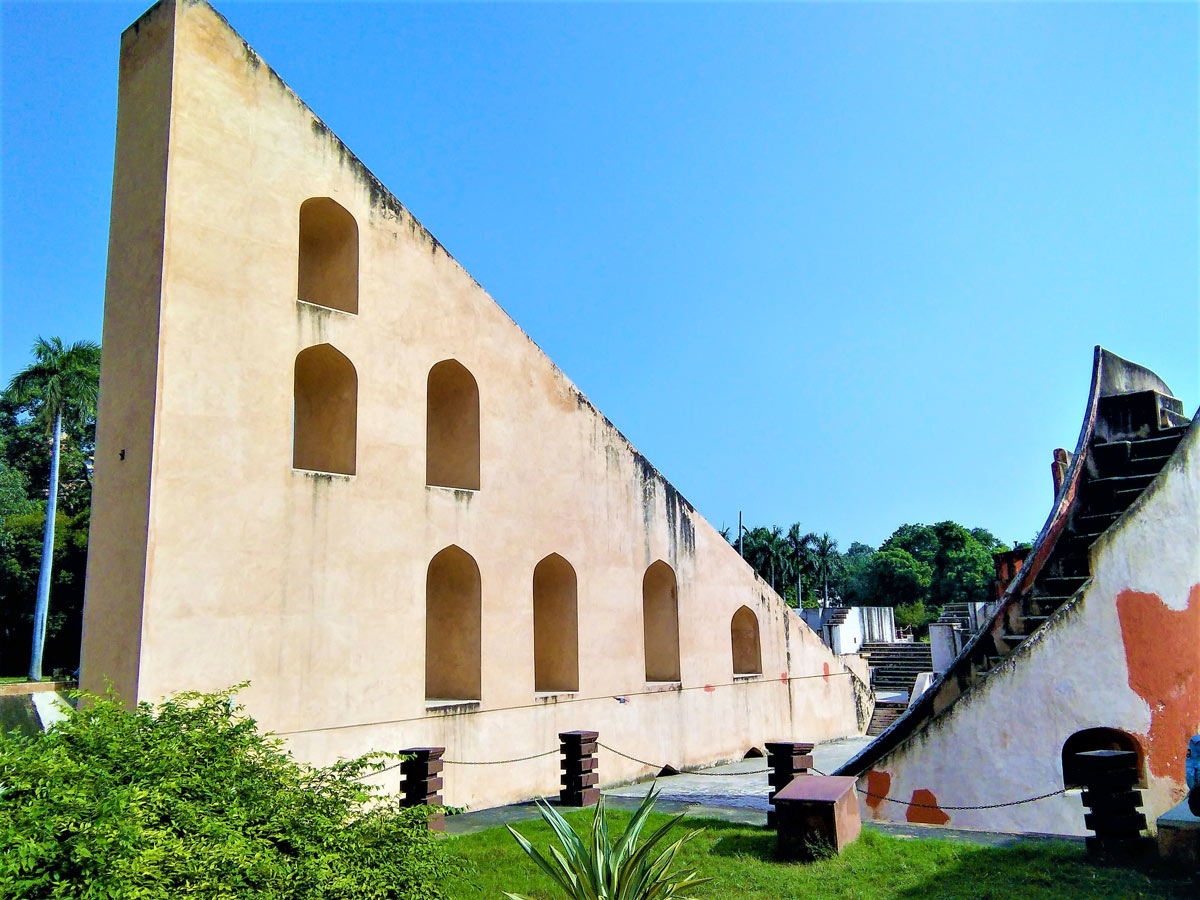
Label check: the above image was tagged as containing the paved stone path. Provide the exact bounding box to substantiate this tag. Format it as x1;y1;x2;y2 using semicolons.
602;735;872;811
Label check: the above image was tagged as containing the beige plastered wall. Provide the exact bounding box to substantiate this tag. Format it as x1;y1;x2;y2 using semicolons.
856;417;1200;835
81;0;861;810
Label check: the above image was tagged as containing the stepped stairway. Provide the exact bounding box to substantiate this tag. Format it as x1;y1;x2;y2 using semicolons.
866;700;909;736
935;602;974;631
861;641;933;695
994;422;1189;665
826;607;852;628
839;348;1193;777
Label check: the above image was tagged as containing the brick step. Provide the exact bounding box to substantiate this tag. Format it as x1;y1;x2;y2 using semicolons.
865;703;908;736
1128;432;1185;459
1023;594;1071;616
1035;576;1087;597
1075;511;1121;534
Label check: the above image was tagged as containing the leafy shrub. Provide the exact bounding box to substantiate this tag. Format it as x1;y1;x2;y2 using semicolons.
0;686;457;899
504;789;709;900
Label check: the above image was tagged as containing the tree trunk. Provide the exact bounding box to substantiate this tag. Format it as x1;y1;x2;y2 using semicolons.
29;410;61;681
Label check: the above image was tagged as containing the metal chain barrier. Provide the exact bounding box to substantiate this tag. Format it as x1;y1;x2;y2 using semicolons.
443;749;559;765
357;745;1069;809
807;765;1068;810
351;747;559;781
598;741;768;776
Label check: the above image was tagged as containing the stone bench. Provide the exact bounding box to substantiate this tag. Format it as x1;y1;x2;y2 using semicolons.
773;774;861;861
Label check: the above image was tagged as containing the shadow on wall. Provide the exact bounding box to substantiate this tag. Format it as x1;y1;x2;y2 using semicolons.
533;553;579;693
293;343;357;475
1062;727;1146;789
427;360;480;491
643;561;681;682
731;606;762;676
298;197;358;314
426;545;482;702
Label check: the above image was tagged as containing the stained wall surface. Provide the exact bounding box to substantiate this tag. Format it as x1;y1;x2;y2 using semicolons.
80;0;862;810
855;417;1200;835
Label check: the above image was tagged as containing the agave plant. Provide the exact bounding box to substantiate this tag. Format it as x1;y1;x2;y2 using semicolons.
504;789;710;900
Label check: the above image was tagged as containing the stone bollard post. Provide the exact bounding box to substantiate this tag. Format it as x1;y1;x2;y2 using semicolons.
399;746;446;831
1075;749;1148;858
765;741;814;828
559;730;600;807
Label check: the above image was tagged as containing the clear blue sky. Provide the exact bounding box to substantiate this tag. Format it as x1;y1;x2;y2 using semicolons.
2;1;1197;549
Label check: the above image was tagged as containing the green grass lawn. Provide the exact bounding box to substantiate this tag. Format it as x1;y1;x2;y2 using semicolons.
444;808;1194;900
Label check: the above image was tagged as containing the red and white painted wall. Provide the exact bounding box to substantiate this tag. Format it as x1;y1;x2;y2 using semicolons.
856;414;1198;835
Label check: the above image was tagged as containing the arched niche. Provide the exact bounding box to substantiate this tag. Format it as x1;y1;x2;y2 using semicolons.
1061;727;1145;789
293;343;357;475
731;605;762;675
426;359;480;490
533;553;579;693
298;197;358;314
642;560;680;682
425;545;482;702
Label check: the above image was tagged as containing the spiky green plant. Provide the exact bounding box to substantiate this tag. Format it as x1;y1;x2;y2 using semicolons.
503;789;711;900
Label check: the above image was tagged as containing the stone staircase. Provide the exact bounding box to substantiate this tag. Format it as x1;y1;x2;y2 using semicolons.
861;641;933;695
866;700;908;736
935;602;973;630
826;607;852;627
998;419;1189;661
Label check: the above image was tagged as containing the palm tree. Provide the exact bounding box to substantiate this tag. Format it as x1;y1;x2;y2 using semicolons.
811;532;841;607
5;337;101;680
738;525;784;592
785;523;816;607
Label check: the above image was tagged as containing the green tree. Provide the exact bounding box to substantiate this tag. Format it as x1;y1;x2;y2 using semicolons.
810;532;840;607
833;541;875;606
879;523;939;568
928;521;1003;608
784;524;816;608
0;686;456;898
739;525;790;593
4;337;100;680
865;547;932;608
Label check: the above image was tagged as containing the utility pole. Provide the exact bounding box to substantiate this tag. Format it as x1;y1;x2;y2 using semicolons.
738;510;743;558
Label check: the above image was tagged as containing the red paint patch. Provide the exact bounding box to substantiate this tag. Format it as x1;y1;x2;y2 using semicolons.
1116;584;1200;782
703;684;715;693
906;788;950;825
780;672;789;683
822;662;831;682
864;769;891;813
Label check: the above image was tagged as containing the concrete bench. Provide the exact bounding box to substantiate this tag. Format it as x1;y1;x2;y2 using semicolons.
1157;796;1199;869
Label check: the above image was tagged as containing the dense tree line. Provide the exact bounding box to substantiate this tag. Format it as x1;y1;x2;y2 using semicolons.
1;339;99;677
724;519;1014;635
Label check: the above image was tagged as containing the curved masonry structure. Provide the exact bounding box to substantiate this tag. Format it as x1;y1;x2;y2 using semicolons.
839;349;1198;835
80;0;862;811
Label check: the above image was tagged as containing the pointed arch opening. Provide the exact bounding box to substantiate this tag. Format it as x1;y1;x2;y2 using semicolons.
293;343;357;475
298;197;358;314
731;605;762;676
425;545;482;703
426;360;480;490
642;560;680;682
1062;727;1145;789
533;553;579;693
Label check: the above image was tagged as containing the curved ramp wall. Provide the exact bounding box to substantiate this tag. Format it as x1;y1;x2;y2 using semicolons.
854;415;1199;835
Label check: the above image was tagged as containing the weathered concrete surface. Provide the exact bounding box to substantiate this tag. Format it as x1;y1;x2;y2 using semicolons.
80;0;862;811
